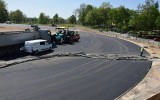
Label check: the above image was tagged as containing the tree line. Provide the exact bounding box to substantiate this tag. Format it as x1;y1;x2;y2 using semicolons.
75;0;160;33
0;0;76;24
1;0;160;33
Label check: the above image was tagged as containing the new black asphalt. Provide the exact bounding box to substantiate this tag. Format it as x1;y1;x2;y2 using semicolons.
0;29;151;100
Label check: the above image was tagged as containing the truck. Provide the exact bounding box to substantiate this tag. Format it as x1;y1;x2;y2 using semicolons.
24;39;52;54
52;27;80;44
0;25;53;56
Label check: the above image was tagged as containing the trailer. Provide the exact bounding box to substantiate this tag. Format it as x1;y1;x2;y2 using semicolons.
0;25;52;55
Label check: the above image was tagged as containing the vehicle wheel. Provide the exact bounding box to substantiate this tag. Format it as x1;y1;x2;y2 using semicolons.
70;40;73;44
35;50;38;54
76;39;79;42
60;38;64;44
49;47;52;51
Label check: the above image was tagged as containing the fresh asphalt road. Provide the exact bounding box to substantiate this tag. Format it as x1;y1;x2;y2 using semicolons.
0;25;151;100
54;31;149;56
0;57;151;100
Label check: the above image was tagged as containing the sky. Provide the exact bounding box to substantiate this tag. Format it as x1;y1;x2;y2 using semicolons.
4;0;150;19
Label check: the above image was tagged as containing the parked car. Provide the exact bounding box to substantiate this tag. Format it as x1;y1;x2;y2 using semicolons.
24;39;52;54
5;21;12;24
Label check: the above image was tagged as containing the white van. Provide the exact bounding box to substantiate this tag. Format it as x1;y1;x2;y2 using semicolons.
24;39;52;54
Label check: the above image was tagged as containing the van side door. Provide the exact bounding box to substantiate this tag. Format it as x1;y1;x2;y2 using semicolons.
39;41;46;51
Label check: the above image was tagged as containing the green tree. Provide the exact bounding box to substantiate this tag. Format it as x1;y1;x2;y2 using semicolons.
108;8;118;26
0;0;8;23
85;9;99;26
100;2;113;8
68;15;76;24
96;8;111;28
38;13;45;24
53;13;58;24
10;9;25;23
142;0;155;9
58;17;65;24
136;0;159;31
155;1;159;9
156;16;160;30
111;6;130;31
86;5;94;13
75;4;94;25
27;17;38;24
38;12;49;24
77;3;87;25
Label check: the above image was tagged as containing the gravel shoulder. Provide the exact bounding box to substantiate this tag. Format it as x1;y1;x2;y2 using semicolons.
76;26;160;100
0;24;29;32
115;36;160;100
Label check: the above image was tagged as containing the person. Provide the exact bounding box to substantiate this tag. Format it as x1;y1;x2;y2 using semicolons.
140;47;144;57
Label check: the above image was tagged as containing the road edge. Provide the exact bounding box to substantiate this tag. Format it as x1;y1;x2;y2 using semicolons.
76;26;160;100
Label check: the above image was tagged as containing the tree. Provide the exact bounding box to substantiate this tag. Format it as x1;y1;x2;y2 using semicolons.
38;12;50;24
77;3;87;25
136;0;159;31
155;1;159;9
142;0;155;9
100;2;113;8
27;17;38;24
96;8;111;28
38;13;45;24
10;9;26;23
58;17;65;24
85;9;99;26
156;16;160;29
86;5;94;13
0;0;9;23
108;8;118;26
68;15;76;24
53;13;58;24
74;0;160;32
110;6;130;31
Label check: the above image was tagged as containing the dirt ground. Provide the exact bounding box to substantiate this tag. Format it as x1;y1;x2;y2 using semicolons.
0;26;29;32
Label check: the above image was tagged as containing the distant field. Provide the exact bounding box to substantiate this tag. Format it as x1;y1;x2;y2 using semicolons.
0;24;31;32
0;27;27;32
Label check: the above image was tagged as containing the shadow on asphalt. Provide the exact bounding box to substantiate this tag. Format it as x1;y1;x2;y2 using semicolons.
0;50;54;61
0;41;81;61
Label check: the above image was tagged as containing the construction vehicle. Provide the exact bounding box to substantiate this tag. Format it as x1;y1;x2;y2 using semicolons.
0;25;53;55
52;27;80;44
52;27;74;44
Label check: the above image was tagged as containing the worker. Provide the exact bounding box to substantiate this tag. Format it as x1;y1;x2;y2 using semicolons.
140;47;144;57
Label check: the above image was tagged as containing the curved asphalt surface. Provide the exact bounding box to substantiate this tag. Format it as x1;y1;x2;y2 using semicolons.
0;25;151;100
54;31;149;56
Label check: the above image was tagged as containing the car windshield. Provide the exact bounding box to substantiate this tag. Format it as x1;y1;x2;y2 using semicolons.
0;0;159;100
